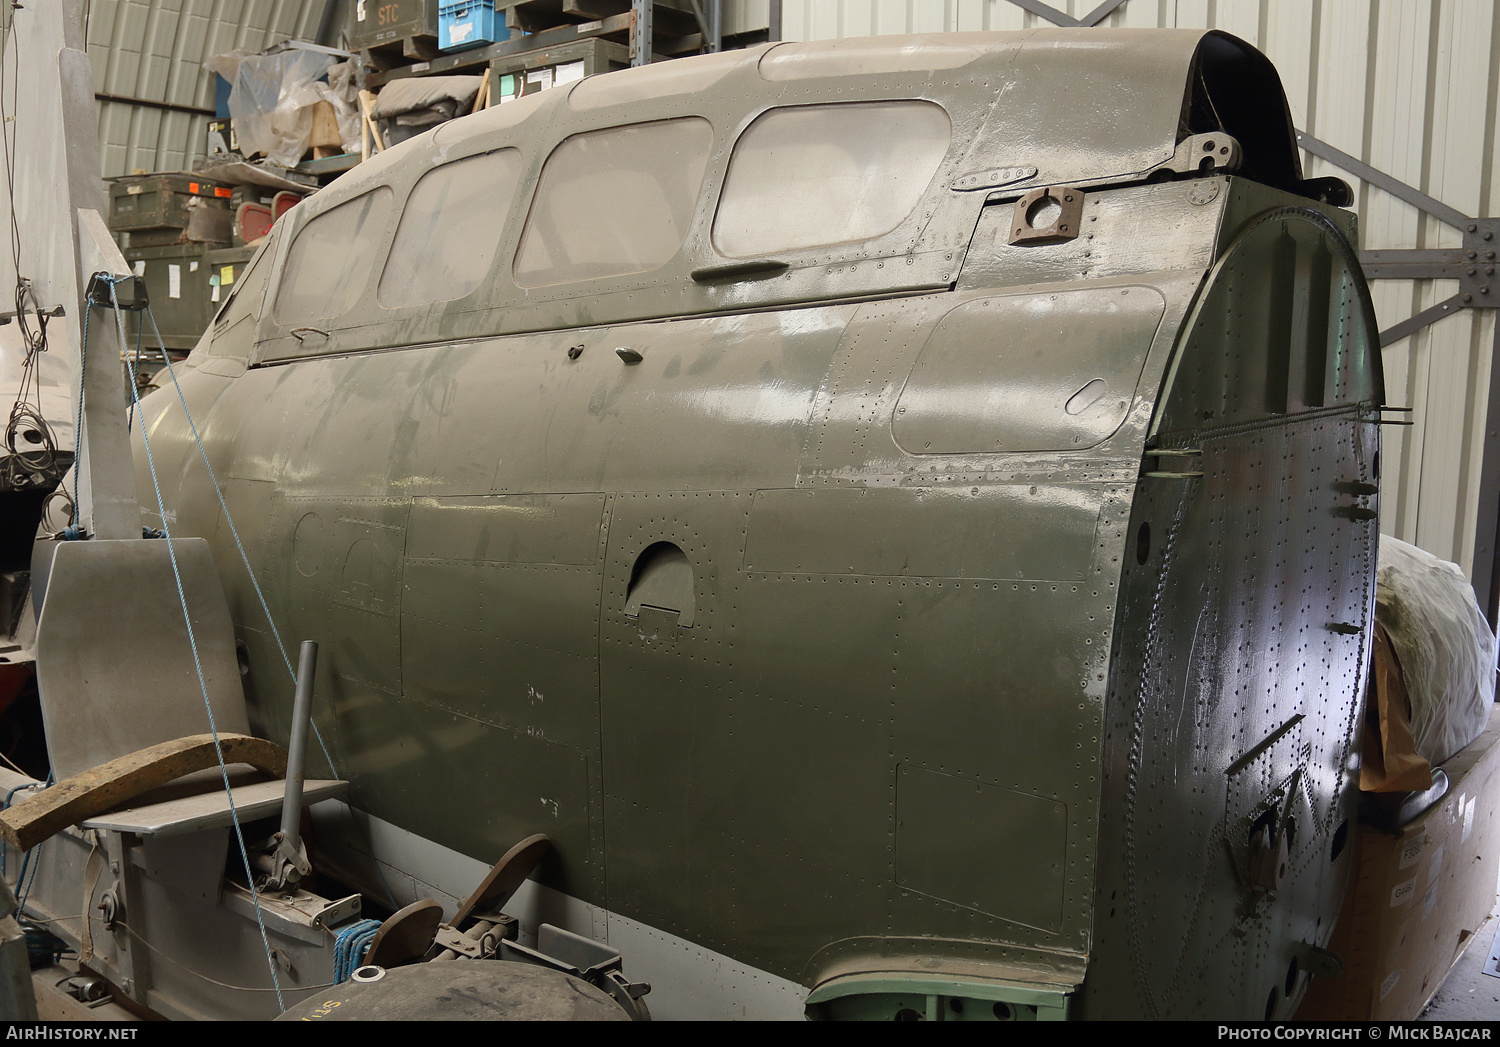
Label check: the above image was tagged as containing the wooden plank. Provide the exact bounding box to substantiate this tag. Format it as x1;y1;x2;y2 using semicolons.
0;734;288;852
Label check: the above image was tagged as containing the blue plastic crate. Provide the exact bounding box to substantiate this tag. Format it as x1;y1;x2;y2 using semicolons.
439;2;507;52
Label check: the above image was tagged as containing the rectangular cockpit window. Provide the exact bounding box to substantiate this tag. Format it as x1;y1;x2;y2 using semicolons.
211;227;274;332
274;187;393;325
514;118;713;288
379;149;525;308
712;101;951;258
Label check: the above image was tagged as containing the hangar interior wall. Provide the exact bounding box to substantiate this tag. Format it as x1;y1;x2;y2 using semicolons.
736;0;1500;581
81;0;326;177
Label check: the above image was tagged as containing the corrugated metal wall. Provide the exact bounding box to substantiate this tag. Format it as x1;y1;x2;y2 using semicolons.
85;0;325;177
758;0;1500;579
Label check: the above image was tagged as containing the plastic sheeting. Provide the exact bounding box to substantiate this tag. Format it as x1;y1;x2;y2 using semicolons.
319;60;362;157
205;50;360;168
1375;536;1497;766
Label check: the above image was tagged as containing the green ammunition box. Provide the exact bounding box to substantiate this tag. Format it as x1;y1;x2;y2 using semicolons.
350;0;440;50
121;243;212;352
108;174;232;234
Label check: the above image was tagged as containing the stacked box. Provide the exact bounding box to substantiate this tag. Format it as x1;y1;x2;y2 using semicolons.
109;175;233;249
440;2;507;51
121;244;213;353
350;0;439;49
204;246;258;311
1297;707;1500;1019
487;38;625;102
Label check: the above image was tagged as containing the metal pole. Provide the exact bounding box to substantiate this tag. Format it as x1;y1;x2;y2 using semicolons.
631;0;652;67
279;640;318;845
1472;319;1500;631
316;0;343;47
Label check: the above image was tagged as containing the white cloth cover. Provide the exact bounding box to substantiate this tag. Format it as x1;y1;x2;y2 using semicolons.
1375;536;1497;765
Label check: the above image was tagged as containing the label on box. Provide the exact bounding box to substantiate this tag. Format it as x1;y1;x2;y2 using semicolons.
215;187;231;198
1422;881;1439;920
1379;968;1401;1000
1398;834;1425;869
577;20;602;32
189;260;198;272
556;61;585;86
189;182;199;193
527;68;553;91
1427;843;1444;885
220;265;235;286
132;261;145;277
451;22;473;44
357;0;366;21
168;264;181;299
1463;796;1476;843
1390;876;1416;906
127;185;143;195
211;284;220;303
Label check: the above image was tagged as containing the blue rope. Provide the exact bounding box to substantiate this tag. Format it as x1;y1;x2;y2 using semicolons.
7;775;48;913
142;306;338;778
1;782;35;879
101;276;286;1010
23;922;67;967
332;918;382;982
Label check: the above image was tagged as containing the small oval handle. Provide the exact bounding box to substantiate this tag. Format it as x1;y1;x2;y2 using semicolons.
291;326;330;345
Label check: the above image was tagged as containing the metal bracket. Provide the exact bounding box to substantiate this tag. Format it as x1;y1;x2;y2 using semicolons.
1158;132;1242;177
1459;219;1500;306
0;304;64;326
1142;447;1204;479
1296;942;1344;981
1008;186;1084;246
433;924;485;959
310;894;363;930
1360;218;1500;310
253;830;311;892
84;273;148;312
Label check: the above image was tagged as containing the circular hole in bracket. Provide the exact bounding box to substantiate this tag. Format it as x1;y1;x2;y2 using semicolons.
1025;195;1062;229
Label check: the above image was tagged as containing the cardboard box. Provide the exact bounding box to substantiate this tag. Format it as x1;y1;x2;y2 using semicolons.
1298;707;1500;1019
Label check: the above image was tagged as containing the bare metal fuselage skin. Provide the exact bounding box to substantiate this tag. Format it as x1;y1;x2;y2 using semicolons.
133;30;1381;1019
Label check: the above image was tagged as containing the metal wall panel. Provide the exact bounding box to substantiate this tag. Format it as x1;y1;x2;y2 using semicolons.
82;0;325;177
763;0;1500;578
